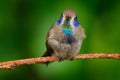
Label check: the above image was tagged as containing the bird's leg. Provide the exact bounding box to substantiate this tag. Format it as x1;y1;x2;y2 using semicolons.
69;56;75;61
58;57;64;62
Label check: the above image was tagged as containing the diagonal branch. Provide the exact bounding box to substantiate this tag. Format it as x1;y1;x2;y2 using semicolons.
0;53;120;70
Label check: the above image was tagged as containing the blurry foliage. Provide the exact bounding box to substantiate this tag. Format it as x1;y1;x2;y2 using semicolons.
0;0;120;80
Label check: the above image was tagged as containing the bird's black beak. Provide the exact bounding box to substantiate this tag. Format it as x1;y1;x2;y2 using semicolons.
66;16;71;21
63;16;71;28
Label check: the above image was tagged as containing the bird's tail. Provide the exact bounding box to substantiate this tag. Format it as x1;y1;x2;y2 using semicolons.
42;50;52;66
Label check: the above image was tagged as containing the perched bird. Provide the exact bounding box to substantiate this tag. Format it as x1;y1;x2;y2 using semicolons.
43;9;86;63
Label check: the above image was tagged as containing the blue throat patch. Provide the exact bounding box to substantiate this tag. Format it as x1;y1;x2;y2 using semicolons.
56;17;80;35
62;20;73;35
63;29;73;35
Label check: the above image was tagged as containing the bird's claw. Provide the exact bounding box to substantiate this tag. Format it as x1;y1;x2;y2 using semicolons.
70;57;74;61
58;57;64;62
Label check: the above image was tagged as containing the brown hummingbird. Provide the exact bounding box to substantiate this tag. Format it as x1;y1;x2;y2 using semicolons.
43;9;86;65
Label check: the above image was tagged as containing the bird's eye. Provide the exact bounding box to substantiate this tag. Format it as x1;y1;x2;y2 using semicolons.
74;16;77;20
61;13;63;17
73;16;80;27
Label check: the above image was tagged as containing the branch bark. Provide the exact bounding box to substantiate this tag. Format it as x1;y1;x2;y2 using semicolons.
0;53;120;70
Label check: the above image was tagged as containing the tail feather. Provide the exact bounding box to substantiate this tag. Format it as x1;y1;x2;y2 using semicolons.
42;50;52;66
42;50;52;57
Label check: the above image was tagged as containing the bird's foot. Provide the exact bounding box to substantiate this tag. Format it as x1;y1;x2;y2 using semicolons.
58;57;64;62
70;57;75;61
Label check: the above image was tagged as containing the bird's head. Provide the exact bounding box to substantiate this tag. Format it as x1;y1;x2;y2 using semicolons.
56;9;80;35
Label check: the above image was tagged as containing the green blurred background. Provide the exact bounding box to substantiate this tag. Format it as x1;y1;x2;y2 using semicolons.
0;0;120;80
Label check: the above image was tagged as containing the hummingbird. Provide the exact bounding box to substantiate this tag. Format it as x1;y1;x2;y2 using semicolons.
43;9;86;64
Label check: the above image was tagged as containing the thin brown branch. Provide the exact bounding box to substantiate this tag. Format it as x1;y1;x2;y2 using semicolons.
0;53;120;70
